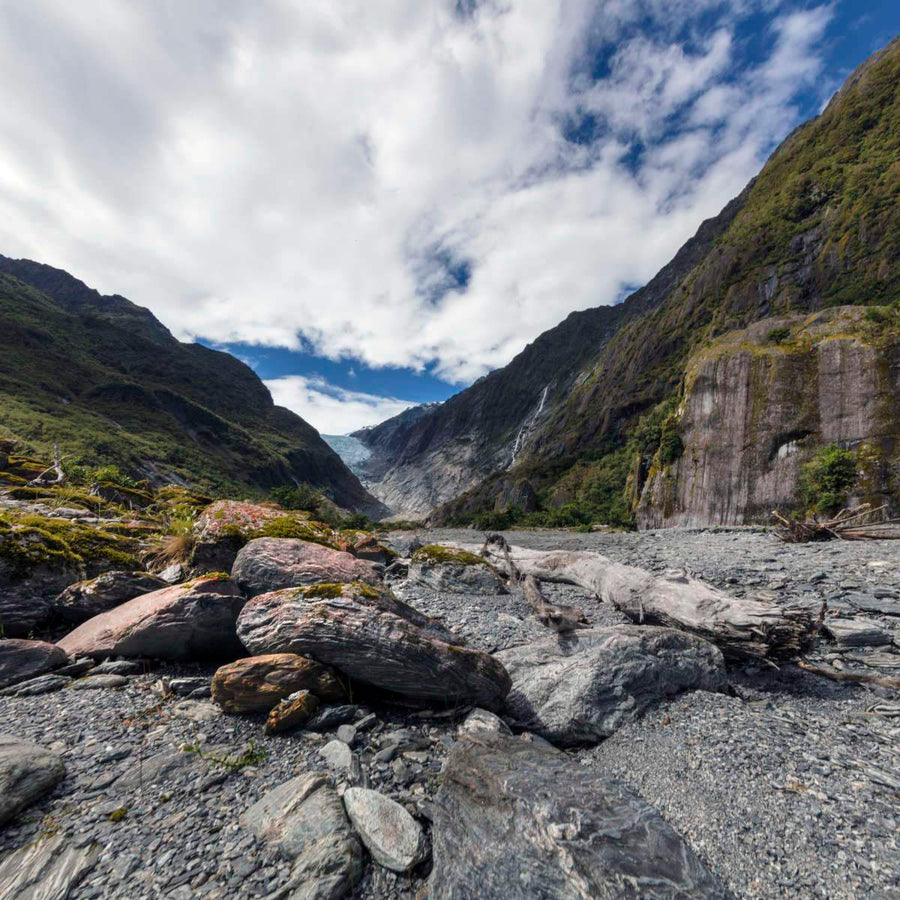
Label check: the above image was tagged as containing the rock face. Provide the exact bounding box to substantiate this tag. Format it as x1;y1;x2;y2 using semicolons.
232;537;380;598
241;772;364;899
430;732;725;899
0;734;66;825
237;583;510;710
407;546;508;594
53;571;168;624
57;576;246;661
636;309;900;528
211;653;346;713
343;788;428;872
496;625;727;745
0;639;68;689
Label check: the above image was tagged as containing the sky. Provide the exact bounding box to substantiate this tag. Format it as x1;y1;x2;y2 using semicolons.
0;2;898;434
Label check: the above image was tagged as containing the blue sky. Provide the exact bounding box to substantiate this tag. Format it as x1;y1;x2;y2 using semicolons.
1;1;898;433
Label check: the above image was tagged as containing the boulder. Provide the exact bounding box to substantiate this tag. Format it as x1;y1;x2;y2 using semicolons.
496;625;727;746
343;787;429;872
0;833;99;899
237;583;510;710
407;545;508;594
57;576;246;661
53;571;167;624
0;673;72;696
0;639;68;689
241;772;363;899
0;734;66;825
430;732;725;899
211;653;347;713
232;537;380;598
265;691;319;734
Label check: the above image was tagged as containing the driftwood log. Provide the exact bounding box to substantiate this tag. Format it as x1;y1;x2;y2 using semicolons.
483;534;587;633
27;442;66;486
459;542;822;660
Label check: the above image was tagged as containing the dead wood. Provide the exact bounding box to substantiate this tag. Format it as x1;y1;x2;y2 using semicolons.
459;542;822;659
28;442;67;486
772;504;900;543
798;660;900;691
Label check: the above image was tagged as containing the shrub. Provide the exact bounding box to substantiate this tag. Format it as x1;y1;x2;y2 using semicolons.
269;484;323;513
658;430;685;466
799;445;858;515
767;326;791;344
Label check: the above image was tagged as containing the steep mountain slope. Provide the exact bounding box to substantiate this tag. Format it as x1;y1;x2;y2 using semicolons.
351;189;748;515
0;257;381;511
385;35;900;524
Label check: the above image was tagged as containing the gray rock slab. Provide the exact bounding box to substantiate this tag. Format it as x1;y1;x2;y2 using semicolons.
70;674;128;690
496;625;727;745
825;617;892;648
0;639;68;689
429;731;726;899
241;772;363;900
0;673;72;697
343;787;428;872
0;734;66;825
0;833;99;900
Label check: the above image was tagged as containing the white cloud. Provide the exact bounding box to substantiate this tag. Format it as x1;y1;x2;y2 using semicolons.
0;0;836;386
265;375;413;434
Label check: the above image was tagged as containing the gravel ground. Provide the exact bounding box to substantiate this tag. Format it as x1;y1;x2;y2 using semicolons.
2;527;899;898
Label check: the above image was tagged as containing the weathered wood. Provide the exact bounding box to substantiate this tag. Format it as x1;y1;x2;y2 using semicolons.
455;542;822;660
482;534;586;633
798;660;900;691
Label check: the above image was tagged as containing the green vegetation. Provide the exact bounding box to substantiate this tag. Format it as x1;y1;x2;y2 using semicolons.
799;444;859;515
767;326;792;344
412;545;490;567
269;483;324;513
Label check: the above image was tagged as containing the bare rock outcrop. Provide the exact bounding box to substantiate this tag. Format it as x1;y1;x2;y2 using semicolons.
53;571;168;624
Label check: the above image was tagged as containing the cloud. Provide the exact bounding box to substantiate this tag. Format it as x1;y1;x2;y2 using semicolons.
0;1;836;385
265;375;413;434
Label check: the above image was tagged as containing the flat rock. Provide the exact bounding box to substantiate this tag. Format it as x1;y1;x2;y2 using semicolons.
496;625;727;745
0;833;99;899
0;673;72;696
429;731;725;899
241;772;363;899
343;787;429;872
306;705;360;732
847;593;900;616
211;653;346;713
172;700;222;723
458;708;511;737
70;673;128;690
53;570;168;624
237;583;509;710
232;537;380;598
90;659;143;676
265;690;319;734
0;639;68;689
0;734;66;825
824;617;892;648
57;576;246;660
168;676;211;697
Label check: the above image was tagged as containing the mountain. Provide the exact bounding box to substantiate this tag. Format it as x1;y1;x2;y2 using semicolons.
363;36;900;525
0;256;383;512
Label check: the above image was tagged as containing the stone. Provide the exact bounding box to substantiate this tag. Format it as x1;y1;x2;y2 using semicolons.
0;833;99;899
241;772;364;900
70;673;128;690
458;708;511;737
231;537;381;597
211;653;346;713
113;749;201;793
172;700;222;723
169;676;211;697
336;724;357;746
91;659;143;675
429;732;724;899
265;690;320;734
306;705;360;732
495;625;727;746
53;571;168;624
319;740;353;770
55;657;95;677
0;638;68;689
343;787;429;873
57;576;246;660
0;734;66;825
408;545;508;594
824;617;892;648
237;583;509;710
0;673;72;696
848;594;900;616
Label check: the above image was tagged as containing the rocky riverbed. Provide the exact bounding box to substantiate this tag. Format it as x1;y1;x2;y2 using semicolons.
1;526;899;899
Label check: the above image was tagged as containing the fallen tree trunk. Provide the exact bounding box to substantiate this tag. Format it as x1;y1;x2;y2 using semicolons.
452;542;822;660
